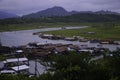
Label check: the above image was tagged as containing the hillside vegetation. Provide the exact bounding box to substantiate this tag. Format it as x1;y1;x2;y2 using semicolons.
0;49;120;80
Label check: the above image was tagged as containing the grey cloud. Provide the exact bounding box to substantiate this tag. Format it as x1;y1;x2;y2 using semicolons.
0;0;120;15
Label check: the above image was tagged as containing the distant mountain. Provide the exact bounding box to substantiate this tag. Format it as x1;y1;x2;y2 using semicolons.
64;12;120;22
95;10;120;15
70;11;79;14
1;11;120;25
77;11;93;14
0;11;19;19
23;6;78;18
23;6;120;18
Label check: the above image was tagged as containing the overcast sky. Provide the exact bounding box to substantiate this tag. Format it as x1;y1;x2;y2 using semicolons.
0;0;120;16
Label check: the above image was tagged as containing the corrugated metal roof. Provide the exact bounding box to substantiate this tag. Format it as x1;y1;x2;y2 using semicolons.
0;70;15;74
4;57;28;63
11;65;29;71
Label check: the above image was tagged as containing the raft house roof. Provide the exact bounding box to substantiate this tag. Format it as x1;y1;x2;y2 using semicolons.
3;57;28;63
11;65;29;71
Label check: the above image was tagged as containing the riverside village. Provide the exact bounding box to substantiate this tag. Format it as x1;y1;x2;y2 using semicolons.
0;27;120;77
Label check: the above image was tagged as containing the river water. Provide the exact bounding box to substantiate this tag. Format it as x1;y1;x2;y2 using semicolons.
0;26;120;51
0;26;120;75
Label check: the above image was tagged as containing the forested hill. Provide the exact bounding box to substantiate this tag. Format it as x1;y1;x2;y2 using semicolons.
22;6;120;18
0;12;120;25
55;13;120;22
22;6;78;18
0;6;120;24
0;11;19;19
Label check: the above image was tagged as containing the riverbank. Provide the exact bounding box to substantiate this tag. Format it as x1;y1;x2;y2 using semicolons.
0;27;119;51
1;22;118;32
0;22;88;32
1;22;120;40
40;26;120;40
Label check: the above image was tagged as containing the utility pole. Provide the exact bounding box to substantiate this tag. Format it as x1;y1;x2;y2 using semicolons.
34;48;37;76
0;39;1;47
35;57;37;76
16;50;23;73
0;32;2;47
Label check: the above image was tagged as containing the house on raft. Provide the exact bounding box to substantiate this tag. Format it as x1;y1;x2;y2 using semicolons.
0;57;29;74
0;50;30;75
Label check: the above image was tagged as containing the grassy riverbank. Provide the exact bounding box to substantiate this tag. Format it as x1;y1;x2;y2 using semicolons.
0;22;120;40
42;26;120;40
0;22;88;32
0;22;112;32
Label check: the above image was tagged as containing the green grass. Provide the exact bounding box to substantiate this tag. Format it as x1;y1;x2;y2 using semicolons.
42;26;120;40
0;22;106;32
0;22;88;32
0;22;120;40
0;54;11;61
0;55;6;61
0;23;43;32
0;22;119;32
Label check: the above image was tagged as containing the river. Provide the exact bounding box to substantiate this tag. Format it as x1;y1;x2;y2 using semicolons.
0;26;120;51
0;26;120;75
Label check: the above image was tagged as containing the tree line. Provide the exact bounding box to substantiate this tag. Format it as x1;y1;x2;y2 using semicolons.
0;49;120;80
0;13;120;25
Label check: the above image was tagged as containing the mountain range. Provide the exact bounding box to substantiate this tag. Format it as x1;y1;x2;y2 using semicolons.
0;11;19;19
22;6;78;18
23;6;120;18
0;6;120;19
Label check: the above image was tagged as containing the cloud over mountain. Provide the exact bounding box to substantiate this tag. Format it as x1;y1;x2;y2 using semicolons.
0;0;120;16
